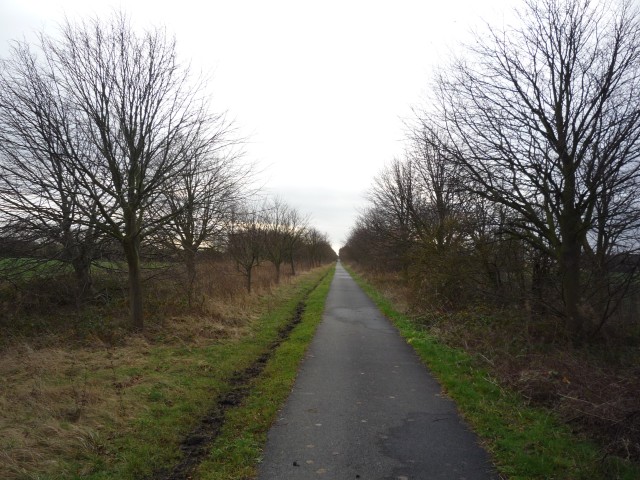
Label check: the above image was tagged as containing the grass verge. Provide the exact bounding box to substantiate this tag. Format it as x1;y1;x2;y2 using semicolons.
344;265;639;480
197;265;334;479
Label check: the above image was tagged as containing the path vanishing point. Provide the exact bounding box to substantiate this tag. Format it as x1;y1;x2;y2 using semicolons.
258;262;498;480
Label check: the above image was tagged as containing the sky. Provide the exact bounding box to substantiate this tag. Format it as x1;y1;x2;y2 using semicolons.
0;0;513;252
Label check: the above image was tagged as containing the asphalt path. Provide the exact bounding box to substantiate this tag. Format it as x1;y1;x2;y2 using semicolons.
258;262;497;480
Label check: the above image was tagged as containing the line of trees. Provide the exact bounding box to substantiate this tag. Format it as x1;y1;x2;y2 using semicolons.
228;198;335;293
341;0;640;341
0;13;336;330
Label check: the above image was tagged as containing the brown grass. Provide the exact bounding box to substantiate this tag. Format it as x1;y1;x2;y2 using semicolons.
0;344;143;478
0;257;318;479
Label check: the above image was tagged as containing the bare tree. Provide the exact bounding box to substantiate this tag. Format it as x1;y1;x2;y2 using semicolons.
0;41;103;300
305;228;332;267
159;129;248;304
406;124;467;251
434;0;640;337
345;207;403;272
283;207;309;276
226;204;265;293
366;158;418;276
0;13;220;330
262;197;306;283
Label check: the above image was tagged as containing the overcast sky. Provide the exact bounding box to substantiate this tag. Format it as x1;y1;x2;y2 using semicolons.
0;0;513;252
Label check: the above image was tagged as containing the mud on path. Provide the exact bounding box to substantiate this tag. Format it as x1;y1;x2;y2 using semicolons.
150;300;308;480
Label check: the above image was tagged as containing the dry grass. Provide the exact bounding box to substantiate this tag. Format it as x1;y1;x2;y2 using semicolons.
1;344;144;478
0;257;320;479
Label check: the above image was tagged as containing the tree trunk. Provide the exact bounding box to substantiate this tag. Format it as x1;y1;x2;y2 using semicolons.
531;256;545;320
560;243;582;337
123;237;144;331
559;161;583;338
290;254;296;276
184;248;197;307
63;223;94;305
246;266;252;293
72;257;93;305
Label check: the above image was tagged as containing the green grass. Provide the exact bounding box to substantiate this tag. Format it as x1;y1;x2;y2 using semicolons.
40;265;334;480
0;257;167;284
344;265;639;480
0;257;71;279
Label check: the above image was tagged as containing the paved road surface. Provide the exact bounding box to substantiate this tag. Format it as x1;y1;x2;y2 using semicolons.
258;262;497;480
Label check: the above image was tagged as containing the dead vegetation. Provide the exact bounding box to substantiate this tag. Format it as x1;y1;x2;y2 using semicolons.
1;343;143;477
0;258;316;479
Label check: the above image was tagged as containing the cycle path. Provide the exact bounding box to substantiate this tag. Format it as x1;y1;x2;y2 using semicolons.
258;262;498;479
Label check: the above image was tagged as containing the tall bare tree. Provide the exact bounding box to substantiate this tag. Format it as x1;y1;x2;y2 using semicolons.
262;197;306;283
0;13;221;329
305;228;332;267
0;41;103;300
283;207;309;276
407;124;467;250
366;158;418;276
434;0;640;336
226;203;265;293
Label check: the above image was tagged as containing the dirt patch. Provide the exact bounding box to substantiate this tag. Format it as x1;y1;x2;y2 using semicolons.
151;301;307;480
